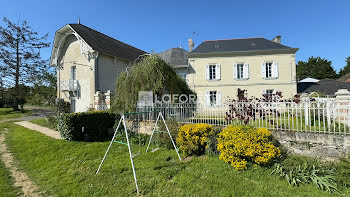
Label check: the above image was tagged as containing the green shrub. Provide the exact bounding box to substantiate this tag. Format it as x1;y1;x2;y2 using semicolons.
335;156;350;187
58;111;120;141
205;126;222;156
271;163;337;193
158;120;181;149
176;123;213;156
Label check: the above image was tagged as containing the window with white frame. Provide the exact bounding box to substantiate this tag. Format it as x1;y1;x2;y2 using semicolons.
206;91;222;106
210;91;217;106
209;65;216;80
265;62;273;78
234;63;249;80
262;61;278;79
237;64;244;79
71;66;77;80
206;64;221;80
262;89;274;99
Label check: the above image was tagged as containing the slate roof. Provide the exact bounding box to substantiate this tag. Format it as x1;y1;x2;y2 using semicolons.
191;38;295;54
69;24;146;61
297;79;350;95
157;48;189;67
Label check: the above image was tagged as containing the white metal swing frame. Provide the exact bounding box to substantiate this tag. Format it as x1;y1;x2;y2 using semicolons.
95;111;181;195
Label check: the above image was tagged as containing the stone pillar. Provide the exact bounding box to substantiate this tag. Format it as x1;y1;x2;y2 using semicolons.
94;91;105;111
105;90;112;109
335;89;350;125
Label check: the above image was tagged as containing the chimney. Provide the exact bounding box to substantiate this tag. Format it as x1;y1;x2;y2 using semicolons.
272;36;281;44
188;38;195;52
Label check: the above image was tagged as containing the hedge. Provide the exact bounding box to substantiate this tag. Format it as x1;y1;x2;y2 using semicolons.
58;111;120;141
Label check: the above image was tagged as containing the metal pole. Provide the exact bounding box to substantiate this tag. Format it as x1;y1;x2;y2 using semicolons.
145;113;161;153
96;116;123;174
160;112;182;161
122;116;140;195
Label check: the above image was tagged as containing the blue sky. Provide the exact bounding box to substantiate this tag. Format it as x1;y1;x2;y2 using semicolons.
2;0;350;71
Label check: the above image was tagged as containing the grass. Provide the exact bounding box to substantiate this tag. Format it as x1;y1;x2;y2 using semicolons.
1;122;348;196
0;108;31;121
29;118;57;130
0;129;20;197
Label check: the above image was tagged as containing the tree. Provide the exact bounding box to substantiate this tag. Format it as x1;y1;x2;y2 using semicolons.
111;55;194;112
296;57;337;81
27;71;57;106
0;17;50;110
338;57;350;77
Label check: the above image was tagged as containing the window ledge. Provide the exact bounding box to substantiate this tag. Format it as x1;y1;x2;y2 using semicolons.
235;78;249;81
207;79;221;81
264;77;278;80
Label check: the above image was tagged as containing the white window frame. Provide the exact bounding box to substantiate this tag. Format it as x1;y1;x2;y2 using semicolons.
71;66;77;80
206;64;221;81
209;91;217;106
234;63;249;80
206;91;222;106
262;61;278;79
265;62;273;78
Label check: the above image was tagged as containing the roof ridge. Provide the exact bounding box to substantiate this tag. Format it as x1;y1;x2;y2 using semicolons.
69;23;146;53
204;37;264;42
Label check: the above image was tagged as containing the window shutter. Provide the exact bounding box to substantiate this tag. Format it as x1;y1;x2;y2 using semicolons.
261;62;266;79
206;91;210;106
233;64;238;79
273;61;279;78
206;65;209;80
243;63;249;79
216;91;222;106
216;64;221;80
262;89;267;96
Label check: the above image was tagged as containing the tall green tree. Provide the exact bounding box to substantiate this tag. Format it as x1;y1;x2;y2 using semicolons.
338;57;350;77
0;17;50;110
112;55;194;112
296;56;337;81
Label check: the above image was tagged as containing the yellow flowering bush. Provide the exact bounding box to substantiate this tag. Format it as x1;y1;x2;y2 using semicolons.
217;126;280;170
176;123;213;156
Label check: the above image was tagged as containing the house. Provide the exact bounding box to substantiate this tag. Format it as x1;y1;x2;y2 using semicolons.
298;79;350;95
157;47;190;81
50;23;146;112
185;36;299;106
337;74;350;82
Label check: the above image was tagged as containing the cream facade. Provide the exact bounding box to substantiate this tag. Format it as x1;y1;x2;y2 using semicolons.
187;50;298;106
51;24;145;112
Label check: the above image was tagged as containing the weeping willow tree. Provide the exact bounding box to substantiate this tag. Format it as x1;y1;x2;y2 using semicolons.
111;55;194;113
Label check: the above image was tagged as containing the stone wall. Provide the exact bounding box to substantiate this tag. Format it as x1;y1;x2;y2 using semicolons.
272;131;350;159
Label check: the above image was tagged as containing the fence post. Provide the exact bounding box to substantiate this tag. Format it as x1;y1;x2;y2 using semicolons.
304;102;309;126
335;89;350;126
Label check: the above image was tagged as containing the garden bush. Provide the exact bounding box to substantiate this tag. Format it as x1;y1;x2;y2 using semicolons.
271;163;337;192
158;120;181;149
176;123;213;156
58;111;120;141
217;125;280;170
335;156;350;187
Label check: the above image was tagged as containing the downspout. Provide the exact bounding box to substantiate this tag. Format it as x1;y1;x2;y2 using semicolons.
94;53;99;92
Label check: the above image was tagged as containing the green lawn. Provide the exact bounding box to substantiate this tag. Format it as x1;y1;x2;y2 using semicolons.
1;122;348;196
0;129;20;197
0;108;31;121
29;118;57;130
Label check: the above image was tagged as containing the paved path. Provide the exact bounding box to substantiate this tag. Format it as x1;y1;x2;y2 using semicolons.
0;106;55;124
0;128;41;196
14;121;62;139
